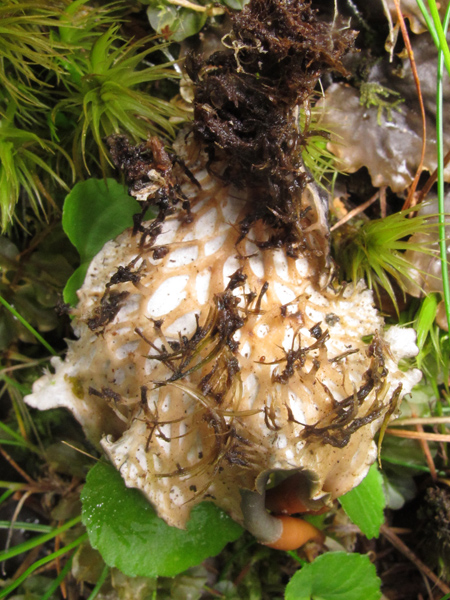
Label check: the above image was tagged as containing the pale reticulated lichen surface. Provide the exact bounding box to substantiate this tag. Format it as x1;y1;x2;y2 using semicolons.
26;142;421;530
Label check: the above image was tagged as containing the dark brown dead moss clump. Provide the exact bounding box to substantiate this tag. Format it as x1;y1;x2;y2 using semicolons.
107;135;195;246
108;0;356;258
187;0;356;250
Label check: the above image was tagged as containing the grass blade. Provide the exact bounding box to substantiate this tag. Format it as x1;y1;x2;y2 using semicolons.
0;521;53;533
41;555;74;600
0;295;57;356
0;532;87;599
436;3;450;330
86;564;109;600
0;515;81;562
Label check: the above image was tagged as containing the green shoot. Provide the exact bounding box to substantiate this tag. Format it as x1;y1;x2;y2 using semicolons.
333;207;439;312
0;2;66;116
300;105;341;187
0;520;53;533
56;0;126;88
415;0;450;330
414;293;442;369
0;482;27;492
53;27;185;174
0;489;16;507
0;108;74;231
41;555;74;600
86;565;110;600
435;4;450;330
0;295;57;355
428;0;450;77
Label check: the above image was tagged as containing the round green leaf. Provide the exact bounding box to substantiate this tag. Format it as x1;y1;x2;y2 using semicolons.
62;178;140;265
81;462;243;578
146;3;208;42
339;464;385;539
285;552;381;600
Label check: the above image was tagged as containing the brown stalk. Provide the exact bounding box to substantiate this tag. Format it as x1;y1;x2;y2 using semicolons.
11;544;42;580
418;148;450;203
392;0;427;210
380;524;450;595
2;489;33;577
0;445;36;485
386;429;450;442
61;441;98;462
391;416;450;426
415;420;438;480
330;190;380;232
380;186;387;219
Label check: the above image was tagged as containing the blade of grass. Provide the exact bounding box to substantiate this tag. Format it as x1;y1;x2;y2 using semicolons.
0;482;27;492
286;550;307;565
0;421;39;453
0;532;87;599
0;521;53;533
0;295;57;356
0;489;15;506
428;0;450;76
416;0;439;44
0;374;30;395
86;564;109;600
435;3;450;331
0;515;81;562
0;439;33;448
381;455;446;476
41;554;74;600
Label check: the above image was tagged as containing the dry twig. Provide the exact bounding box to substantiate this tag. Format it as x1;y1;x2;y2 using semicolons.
392;0;427;210
386;429;450;442
330;190;380;232
381;524;450;595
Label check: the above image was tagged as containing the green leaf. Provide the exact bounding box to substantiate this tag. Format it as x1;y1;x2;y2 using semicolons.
63;263;90;306
284;552;381;600
62;178;139;264
62;178;141;305
339;464;385;539
81;462;243;578
146;2;208;41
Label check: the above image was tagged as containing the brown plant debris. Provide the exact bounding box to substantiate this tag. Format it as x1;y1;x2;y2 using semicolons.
186;0;356;247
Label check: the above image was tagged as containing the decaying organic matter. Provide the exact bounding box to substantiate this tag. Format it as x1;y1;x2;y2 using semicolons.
186;0;356;258
26;0;421;548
